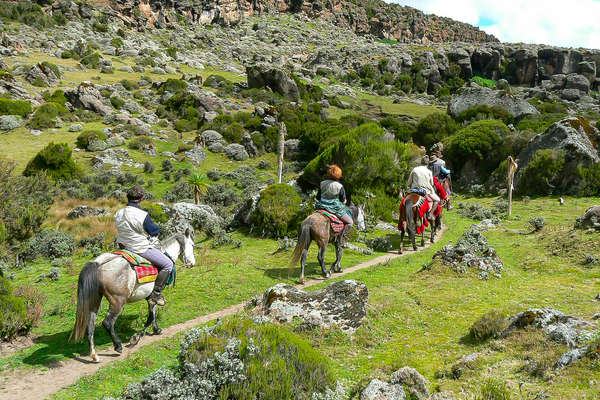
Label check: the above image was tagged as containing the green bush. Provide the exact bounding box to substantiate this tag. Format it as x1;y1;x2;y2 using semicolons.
516;113;565;133
110;37;124;49
120;316;334;400
470;75;497;89
165;46;177;59
469;311;507;343
0;1;66;29
222;122;245;143
128;136;153;151
380;116;416;142
413;112;459;149
578;164;600;196
0;98;32;117
28;102;69;129
157;78;188;94
76;130;106;149
252;184;302;238
23;229;75;261
455;105;514;125
42;89;67;106
120;79;139;91
141;202;168;223
23;142;82;181
80;52;101;69
40;61;61;79
174;118;199;132
518;149;566;195
0;161;56;244
110;95;125;109
0;277;27;340
445;120;511;177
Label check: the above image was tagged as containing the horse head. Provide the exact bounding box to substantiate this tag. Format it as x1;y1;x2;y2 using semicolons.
352;204;367;231
181;228;196;268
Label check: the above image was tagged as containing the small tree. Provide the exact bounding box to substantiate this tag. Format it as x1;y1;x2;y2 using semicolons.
187;173;210;204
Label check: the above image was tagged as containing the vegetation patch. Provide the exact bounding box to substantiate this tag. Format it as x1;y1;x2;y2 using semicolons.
252;183;302;238
0;98;32;117
23;142;83;181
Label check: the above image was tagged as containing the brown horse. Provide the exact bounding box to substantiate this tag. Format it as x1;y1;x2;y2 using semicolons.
398;192;444;254
290;205;365;284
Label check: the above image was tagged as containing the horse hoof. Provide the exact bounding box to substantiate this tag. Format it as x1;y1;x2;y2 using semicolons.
153;328;162;335
129;335;140;346
115;344;123;354
91;353;100;363
337;268;343;273
413;246;418;251
324;271;331;278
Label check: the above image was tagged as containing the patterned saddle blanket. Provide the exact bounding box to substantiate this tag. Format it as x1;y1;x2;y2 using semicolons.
114;249;158;283
316;209;344;233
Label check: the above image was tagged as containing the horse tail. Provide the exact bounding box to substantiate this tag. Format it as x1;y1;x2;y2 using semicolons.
290;222;311;267
405;197;416;236
70;261;102;342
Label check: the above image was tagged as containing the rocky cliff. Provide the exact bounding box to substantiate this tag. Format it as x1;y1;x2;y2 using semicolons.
71;0;498;43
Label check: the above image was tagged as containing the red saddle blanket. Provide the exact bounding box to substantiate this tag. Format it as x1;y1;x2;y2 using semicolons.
398;196;431;234
114;250;158;283
316;210;344;233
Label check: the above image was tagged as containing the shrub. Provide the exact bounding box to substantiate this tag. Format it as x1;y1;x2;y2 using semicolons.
42;89;67;106
28;102;68;129
516;113;564;133
469;311;507;343
414;112;459;149
379;116;416;142
470;75;497;89
0;161;56;243
518;149;565;195
455;105;514;125
143;161;154;174
163;181;193;203
222;122;245;143
0;1;66;29
76;130;106;149
162;159;174;171
445;120;511;178
110;95;125;109
142;203;168;223
23;229;76;261
527;216;546;232
128;136;153;151
0;276;27;340
118;316;333;400
13;284;46;331
80;52;101;69
252;184;302;238
23;143;82;181
110;37;124;49
204;183;239;207
120;79;139;91
0;98;32;117
174;118;199;132
157;78;188;94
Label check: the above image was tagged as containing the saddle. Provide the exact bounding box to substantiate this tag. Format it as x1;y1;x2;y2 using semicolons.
316;209;344;233
114;249;158;283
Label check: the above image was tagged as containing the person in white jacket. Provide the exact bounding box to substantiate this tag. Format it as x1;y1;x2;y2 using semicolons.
407;156;440;218
114;185;173;306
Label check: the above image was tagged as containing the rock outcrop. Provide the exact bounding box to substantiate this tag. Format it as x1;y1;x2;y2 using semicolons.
575;206;600;231
447;86;539;120
67;206;111;219
246;64;299;101
249;280;368;333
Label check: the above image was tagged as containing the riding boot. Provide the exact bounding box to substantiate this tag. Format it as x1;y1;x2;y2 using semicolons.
148;269;170;306
340;223;352;248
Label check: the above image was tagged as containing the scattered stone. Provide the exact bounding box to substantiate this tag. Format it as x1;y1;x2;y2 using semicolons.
67;205;111;219
201;130;224;146
0;115;24;131
391;367;429;398
151;67;166;75
224;143;249;161
68;123;83;132
361;379;405;400
36;267;61;282
91;148;140;170
184;147;207;165
64;82;112;116
575;206;600;231
375;222;397;231
24;63;60;87
433;228;503;279
249;280;368;333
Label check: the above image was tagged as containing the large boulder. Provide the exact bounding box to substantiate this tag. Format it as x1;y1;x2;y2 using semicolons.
565;73;591;93
246;64;300;101
64;82;112;116
0;115;24;131
224;143;249;161
91;148;140;170
506;48;538;85
447;86;539;120
538;48;582;80
575;206;600;231
515;117;600;191
184;147;206;165
161;202;222;236
250;280;368;333
201;130;224;146
361;379;406;400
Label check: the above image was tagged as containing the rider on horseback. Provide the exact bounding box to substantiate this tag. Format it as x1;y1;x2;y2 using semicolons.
315;165;353;247
407;156;440;219
429;149;453;210
114;185;173;307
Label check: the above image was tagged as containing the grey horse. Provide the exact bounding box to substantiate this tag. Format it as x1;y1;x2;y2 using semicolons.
70;230;196;362
290;205;365;283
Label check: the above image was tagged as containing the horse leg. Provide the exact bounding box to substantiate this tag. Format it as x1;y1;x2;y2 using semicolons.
411;217;418;251
332;237;343;273
151;303;161;335
299;238;311;284
87;306;100;363
399;230;404;254
102;296;126;353
317;243;330;278
129;301;159;346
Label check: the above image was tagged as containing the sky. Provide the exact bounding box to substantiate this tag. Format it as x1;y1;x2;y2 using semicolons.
388;0;600;49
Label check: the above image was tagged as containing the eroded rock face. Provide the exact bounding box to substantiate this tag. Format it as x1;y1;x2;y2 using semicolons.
246;64;299;100
250;280;368;333
575;206;600;231
64;83;112;116
447;86;539;120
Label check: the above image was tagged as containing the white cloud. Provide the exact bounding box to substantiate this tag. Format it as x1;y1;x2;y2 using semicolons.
387;0;600;49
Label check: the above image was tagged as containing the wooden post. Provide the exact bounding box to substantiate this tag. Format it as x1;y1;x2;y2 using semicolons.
507;156;518;217
277;122;286;184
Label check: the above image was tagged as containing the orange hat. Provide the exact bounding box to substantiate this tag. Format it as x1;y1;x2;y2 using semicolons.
328;164;342;180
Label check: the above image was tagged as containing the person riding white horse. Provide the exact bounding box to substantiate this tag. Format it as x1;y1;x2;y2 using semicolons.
114;185;173;306
315;164;353;247
407;155;440;219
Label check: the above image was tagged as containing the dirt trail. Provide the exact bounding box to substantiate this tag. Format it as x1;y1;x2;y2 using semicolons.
0;228;444;400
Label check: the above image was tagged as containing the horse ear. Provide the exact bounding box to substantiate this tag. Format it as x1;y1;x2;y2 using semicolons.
185;228;191;238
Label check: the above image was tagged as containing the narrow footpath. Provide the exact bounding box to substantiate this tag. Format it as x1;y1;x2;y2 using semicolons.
1;228;444;400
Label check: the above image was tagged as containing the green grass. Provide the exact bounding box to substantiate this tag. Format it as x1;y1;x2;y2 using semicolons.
45;196;600;399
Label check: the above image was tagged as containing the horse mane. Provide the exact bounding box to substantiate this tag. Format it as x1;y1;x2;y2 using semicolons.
162;233;186;250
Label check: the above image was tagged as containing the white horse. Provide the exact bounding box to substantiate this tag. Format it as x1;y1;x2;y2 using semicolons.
70;230;196;362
